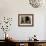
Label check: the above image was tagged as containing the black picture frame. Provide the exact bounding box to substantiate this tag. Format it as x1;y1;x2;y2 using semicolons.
18;14;34;27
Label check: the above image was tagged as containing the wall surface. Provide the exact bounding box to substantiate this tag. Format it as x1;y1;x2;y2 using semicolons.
0;0;46;40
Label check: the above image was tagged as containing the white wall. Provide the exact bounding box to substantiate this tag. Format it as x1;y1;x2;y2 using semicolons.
0;0;46;40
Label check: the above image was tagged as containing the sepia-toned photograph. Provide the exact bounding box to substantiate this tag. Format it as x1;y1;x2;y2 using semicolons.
18;14;34;27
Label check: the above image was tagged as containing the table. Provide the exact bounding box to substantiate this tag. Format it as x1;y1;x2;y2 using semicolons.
5;39;46;46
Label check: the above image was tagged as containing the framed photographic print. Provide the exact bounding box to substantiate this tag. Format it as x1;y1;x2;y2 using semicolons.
18;14;34;27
